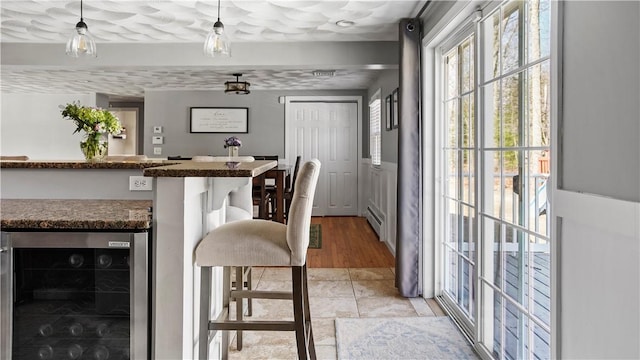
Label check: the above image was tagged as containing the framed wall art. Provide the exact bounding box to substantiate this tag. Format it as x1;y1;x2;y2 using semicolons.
190;107;249;133
385;94;393;130
392;88;399;129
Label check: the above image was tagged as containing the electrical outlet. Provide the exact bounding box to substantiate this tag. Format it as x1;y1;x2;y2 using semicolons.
129;176;153;191
153;126;163;134
152;136;163;144
154;147;162;155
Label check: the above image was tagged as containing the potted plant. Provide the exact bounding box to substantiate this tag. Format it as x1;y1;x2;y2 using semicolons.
61;102;122;162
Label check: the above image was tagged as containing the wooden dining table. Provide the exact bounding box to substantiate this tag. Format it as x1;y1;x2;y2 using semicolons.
265;164;291;223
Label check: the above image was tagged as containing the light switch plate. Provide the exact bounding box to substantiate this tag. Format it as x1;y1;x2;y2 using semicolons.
153;126;163;134
153;147;162;155
152;136;164;145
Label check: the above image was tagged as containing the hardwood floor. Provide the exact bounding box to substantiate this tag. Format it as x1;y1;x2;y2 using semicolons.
307;216;395;268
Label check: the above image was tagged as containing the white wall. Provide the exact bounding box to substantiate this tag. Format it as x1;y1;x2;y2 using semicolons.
0;90;368;161
561;1;640;202
144;89;366;159
1;93;96;159
365;69;399;163
363;159;398;253
555;1;640;358
361;69;400;252
1;168;152;200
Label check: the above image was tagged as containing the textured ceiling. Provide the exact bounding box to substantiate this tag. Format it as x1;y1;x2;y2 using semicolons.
1;67;383;97
1;0;424;42
1;0;425;97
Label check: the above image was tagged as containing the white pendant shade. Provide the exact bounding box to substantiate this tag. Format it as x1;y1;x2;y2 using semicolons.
204;0;230;57
66;1;96;58
204;22;230;57
66;22;97;58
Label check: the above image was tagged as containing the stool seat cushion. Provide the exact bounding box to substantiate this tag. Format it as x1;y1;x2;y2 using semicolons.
196;219;290;267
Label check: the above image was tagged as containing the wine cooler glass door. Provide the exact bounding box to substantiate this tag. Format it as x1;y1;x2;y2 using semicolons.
1;231;148;360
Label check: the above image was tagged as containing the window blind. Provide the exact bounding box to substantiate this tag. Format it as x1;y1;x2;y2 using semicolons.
369;93;381;165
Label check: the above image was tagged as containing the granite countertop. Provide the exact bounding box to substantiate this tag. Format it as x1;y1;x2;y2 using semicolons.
0;159;277;178
142;160;277;177
0;159;174;169
0;199;152;230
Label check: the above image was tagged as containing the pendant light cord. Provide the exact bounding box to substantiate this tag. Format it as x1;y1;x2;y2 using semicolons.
217;0;221;22
80;0;84;21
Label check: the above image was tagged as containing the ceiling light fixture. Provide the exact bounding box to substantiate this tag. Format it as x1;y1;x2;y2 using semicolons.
336;20;355;27
66;0;97;58
204;0;230;57
225;73;250;95
312;70;336;77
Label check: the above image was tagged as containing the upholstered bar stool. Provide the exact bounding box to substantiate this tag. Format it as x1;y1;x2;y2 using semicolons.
195;159;320;360
193;154;257;340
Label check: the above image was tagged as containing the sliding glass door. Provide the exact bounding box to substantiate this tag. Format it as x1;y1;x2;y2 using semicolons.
438;1;551;358
441;30;477;334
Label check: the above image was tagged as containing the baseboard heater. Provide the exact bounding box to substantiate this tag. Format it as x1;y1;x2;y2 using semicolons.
366;206;384;238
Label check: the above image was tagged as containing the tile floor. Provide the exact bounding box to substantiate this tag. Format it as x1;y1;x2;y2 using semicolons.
226;267;447;360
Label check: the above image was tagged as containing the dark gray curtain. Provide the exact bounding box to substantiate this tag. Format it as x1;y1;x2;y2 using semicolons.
395;18;422;298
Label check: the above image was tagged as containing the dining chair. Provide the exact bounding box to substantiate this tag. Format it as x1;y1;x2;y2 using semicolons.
251;155;279;161
105;155;148;161
195;159;320;360
0;155;29;161
250;156;278;220
267;155;302;222
167;155;192;160
192;155;255;162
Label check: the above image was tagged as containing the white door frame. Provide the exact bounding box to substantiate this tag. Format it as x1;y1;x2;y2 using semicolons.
283;95;363;213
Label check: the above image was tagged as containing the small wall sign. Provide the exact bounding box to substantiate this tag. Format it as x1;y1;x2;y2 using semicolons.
190;107;249;133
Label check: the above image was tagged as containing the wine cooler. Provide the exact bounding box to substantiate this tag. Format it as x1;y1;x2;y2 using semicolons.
1;232;148;359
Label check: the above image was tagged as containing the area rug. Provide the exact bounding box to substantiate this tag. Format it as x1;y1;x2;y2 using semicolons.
309;224;322;249
335;317;477;360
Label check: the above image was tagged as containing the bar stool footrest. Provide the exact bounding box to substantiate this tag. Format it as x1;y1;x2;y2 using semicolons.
231;290;292;299
209;320;296;331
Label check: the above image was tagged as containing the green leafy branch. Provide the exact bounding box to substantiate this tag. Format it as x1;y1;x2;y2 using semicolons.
61;101;122;137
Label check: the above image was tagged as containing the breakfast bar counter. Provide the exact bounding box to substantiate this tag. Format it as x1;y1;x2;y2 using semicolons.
0;159;172;169
144;159;276;360
0;159;277;360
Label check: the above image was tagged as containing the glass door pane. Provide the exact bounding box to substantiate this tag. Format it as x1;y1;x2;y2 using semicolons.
12;248;131;360
441;34;477;326
479;1;551;358
439;2;551;357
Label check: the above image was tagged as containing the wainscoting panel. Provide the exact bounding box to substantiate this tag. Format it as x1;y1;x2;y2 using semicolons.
361;159;398;255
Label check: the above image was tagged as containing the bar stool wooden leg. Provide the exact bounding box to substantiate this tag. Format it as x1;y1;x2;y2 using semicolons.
222;266;231;360
302;264;316;359
246;267;253;316
235;266;244;350
292;265;315;360
198;267;212;360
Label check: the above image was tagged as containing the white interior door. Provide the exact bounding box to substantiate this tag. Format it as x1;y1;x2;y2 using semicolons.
287;101;358;216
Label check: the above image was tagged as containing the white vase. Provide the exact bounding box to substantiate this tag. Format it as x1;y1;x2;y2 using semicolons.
228;146;239;157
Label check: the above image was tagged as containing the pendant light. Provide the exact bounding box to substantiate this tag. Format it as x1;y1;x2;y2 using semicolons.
66;0;97;58
204;0;230;57
225;73;250;95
